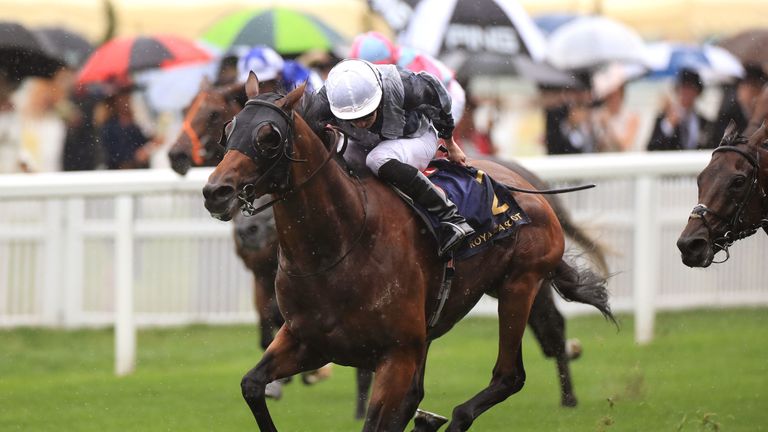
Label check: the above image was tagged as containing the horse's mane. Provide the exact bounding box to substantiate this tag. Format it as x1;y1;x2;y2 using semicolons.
296;90;337;147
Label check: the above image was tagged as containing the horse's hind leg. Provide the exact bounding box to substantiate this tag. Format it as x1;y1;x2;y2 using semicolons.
446;273;541;432
241;326;326;431
528;283;577;407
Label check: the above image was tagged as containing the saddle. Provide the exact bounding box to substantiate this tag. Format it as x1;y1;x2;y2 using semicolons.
340;144;530;261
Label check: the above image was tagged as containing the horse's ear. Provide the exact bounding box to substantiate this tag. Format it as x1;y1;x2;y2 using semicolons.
245;71;260;99
281;82;306;112
724;119;738;138
199;76;211;91
720;119;739;146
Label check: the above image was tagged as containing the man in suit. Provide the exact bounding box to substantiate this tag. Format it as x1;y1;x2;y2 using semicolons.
708;64;768;145
647;68;712;151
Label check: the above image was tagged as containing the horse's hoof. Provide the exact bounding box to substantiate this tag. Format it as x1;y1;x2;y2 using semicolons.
561;394;578;407
265;380;283;400
566;338;582;360
302;364;333;385
412;409;448;432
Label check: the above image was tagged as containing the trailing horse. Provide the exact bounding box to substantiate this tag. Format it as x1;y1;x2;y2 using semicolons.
678;121;768;267
203;74;614;431
170;80;611;410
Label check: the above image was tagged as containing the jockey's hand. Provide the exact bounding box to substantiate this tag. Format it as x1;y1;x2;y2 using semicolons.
440;137;467;166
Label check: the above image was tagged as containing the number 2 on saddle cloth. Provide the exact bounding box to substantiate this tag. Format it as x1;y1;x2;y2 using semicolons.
412;159;530;261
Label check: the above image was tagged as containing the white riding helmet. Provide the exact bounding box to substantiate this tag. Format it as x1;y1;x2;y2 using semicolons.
325;59;383;120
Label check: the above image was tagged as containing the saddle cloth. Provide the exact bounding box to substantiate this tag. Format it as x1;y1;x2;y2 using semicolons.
406;159;530;260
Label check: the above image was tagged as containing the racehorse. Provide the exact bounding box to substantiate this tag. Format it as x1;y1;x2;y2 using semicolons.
172;80;610;410
677;121;768;267
170;80;610;410
203;73;614;431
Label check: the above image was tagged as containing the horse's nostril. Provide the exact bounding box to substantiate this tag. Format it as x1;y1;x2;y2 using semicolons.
678;236;708;255
203;184;235;203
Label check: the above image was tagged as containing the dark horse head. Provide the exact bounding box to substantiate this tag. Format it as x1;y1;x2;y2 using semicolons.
168;78;246;175
677;121;768;267
203;72;309;220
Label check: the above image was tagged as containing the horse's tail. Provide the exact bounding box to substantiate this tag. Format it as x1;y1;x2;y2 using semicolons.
546;259;617;327
546;193;611;277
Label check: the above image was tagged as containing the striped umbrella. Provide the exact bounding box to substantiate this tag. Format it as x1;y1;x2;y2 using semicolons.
200;8;346;56
78;34;212;84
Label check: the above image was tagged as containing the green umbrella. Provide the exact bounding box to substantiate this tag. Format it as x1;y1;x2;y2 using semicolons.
200;8;346;55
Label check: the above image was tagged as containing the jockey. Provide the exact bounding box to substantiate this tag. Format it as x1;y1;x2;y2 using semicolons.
238;45;322;94
349;32;466;123
317;59;475;257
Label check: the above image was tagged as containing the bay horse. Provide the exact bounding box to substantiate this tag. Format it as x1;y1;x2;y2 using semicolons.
677;121;768;267
170;80;610;409
203;73;614;431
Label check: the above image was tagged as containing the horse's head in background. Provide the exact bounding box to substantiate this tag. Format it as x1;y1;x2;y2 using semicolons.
168;78;245;175
677;121;768;267
203;72;308;221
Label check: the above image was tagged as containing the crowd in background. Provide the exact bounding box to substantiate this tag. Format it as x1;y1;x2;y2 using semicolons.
1;22;768;174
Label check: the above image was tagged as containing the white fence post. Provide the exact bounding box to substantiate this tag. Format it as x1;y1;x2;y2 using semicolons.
633;175;659;344
42;199;63;325
114;195;136;376
63;198;84;327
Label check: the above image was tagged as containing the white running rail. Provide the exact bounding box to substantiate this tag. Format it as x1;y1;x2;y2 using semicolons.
2;151;767;375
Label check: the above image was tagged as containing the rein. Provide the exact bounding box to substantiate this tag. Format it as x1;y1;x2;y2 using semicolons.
688;145;768;262
181;92;207;165
229;98;367;277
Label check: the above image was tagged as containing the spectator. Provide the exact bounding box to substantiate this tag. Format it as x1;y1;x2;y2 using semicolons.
592;83;640;152
647;68;712;151
708;64;768;145
97;79;159;169
542;76;597;154
0;69;24;173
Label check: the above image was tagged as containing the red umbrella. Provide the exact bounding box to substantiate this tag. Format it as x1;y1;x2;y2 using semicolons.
78;34;212;84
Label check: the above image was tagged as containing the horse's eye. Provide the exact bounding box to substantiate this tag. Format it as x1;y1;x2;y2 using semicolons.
210;111;221;120
730;176;747;189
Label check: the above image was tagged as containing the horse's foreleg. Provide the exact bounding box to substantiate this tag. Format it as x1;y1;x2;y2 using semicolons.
355;368;374;419
363;347;424;432
446;273;541;432
241;326;326;431
253;274;283;351
528;283;577;407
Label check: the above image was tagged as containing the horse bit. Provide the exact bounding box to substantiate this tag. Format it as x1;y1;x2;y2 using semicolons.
688;144;768;263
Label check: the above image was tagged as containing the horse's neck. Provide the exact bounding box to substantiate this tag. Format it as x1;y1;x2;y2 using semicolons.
272;117;364;269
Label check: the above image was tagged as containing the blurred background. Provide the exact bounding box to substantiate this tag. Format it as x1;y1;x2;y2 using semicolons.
1;1;767;431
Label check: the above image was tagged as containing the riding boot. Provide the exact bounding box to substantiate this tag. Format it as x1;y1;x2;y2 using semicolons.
378;159;475;257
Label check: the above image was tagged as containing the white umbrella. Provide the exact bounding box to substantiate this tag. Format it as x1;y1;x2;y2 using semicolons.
547;16;648;71
644;42;744;84
399;0;548;61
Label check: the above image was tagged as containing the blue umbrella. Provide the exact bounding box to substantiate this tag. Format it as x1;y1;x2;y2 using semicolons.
645;42;744;83
533;13;580;36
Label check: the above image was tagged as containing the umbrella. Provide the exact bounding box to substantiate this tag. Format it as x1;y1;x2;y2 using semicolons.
34;27;94;69
532;12;580;36
366;0;421;34
644;42;744;84
718;29;768;66
399;0;548;61
200;8;346;56
78;34;212;84
0;21;63;82
547;16;648;71
449;52;580;88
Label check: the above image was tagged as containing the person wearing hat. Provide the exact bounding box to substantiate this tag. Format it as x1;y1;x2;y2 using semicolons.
238;46;322;94
314;58;474;257
647;68;713;151
708;63;768;145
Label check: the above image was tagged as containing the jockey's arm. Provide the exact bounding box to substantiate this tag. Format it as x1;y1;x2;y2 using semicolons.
400;70;455;140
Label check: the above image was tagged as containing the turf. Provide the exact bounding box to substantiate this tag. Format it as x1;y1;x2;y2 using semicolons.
1;308;766;431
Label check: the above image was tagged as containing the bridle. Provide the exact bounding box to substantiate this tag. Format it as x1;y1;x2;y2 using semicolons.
182;89;238;165
687;144;768;262
219;95;367;278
